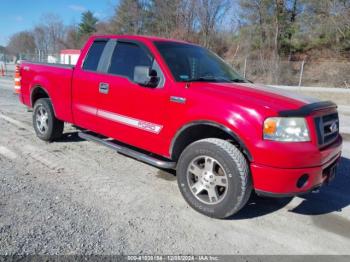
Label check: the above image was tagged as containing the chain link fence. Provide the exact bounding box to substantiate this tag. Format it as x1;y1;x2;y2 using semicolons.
2;52;350;89
0;53;62;77
229;58;350;89
17;53;61;64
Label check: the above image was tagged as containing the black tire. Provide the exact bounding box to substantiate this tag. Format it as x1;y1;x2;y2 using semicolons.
177;138;252;219
33;98;64;141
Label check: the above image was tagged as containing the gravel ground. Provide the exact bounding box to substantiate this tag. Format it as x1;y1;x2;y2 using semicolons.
0;77;350;255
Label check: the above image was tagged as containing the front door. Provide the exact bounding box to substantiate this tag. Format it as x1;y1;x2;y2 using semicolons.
96;40;168;155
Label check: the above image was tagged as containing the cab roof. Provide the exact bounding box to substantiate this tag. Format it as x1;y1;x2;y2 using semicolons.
90;34;192;44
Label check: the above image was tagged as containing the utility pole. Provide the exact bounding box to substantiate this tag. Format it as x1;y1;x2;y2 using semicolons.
298;59;305;89
243;57;248;78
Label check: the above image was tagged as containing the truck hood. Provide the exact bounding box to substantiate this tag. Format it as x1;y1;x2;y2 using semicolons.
193;82;321;113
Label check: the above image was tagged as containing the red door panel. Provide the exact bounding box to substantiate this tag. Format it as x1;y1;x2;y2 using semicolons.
96;75;169;156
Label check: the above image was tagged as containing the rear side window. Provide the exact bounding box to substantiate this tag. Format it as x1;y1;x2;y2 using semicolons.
83;40;107;71
108;42;152;79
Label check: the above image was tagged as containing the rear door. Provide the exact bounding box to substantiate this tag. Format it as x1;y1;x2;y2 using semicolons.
72;39;109;131
96;40;168;154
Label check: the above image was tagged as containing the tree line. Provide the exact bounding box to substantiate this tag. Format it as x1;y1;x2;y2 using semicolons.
2;0;350;62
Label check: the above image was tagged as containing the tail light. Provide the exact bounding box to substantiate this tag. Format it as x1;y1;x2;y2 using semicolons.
14;64;21;94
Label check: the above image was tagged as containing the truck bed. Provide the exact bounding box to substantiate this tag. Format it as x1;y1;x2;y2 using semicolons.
20;61;75;123
21;61;74;69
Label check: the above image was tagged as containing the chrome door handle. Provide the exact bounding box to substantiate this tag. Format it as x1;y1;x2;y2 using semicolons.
170;96;186;104
99;82;109;94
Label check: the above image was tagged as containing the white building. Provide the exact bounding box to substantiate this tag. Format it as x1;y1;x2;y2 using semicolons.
60;49;80;65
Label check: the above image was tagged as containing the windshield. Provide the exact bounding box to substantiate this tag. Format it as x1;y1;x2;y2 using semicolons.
154;41;247;83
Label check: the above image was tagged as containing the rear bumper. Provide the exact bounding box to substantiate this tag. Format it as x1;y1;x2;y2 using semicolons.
251;138;342;196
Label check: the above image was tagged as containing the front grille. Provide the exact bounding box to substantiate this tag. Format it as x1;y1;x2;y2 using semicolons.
314;112;339;147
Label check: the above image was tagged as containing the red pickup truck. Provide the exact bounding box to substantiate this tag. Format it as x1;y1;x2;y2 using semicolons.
16;35;342;218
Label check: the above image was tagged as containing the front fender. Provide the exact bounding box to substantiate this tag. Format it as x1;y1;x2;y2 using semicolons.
169;119;254;161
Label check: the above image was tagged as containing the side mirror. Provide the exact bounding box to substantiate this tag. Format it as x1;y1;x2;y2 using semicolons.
134;66;159;88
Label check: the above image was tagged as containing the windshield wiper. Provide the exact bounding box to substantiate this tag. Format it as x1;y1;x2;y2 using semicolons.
183;76;248;83
229;78;247;83
184;76;232;83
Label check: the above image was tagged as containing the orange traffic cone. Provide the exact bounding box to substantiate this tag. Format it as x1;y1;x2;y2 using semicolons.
14;64;21;94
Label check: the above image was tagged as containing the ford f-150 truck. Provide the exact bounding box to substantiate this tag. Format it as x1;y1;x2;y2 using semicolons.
16;35;342;218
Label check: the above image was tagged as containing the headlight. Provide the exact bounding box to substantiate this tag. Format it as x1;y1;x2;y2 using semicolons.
263;117;310;142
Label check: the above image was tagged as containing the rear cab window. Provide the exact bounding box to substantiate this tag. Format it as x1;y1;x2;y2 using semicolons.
83;40;107;71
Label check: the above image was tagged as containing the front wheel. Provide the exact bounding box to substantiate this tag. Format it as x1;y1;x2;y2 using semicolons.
33;98;64;141
176;138;252;218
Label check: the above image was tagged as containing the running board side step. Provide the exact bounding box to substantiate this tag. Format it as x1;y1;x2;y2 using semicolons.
78;132;176;169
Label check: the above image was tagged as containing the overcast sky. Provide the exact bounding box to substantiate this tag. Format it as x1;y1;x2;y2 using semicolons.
0;0;118;46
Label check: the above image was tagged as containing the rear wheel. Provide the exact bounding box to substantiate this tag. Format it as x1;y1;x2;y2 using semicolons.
33;98;64;141
176;138;252;218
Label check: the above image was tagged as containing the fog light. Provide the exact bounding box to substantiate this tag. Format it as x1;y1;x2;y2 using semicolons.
297;174;309;188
